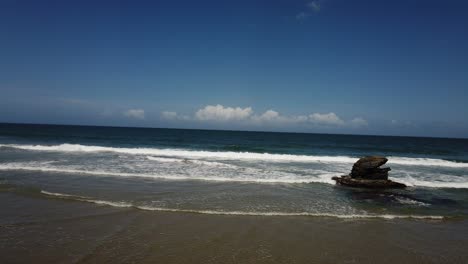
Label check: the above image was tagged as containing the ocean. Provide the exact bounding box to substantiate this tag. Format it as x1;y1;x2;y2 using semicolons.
2;123;468;263
1;123;467;220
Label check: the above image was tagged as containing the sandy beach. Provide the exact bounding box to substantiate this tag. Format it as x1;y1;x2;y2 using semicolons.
2;192;467;264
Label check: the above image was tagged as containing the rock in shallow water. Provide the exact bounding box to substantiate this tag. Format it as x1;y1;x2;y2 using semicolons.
333;156;406;189
351;156;390;180
332;175;406;189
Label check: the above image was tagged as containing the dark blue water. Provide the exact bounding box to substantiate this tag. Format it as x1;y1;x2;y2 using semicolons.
1;123;468;219
1;123;468;159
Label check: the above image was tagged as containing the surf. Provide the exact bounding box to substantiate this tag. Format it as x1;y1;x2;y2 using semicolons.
0;163;335;184
2;143;468;168
1;162;467;188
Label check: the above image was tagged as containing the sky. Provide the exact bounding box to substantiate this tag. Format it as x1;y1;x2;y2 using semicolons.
1;0;468;138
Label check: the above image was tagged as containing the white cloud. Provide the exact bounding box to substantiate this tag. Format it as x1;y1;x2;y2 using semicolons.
308;0;321;12
296;12;309;20
161;111;178;120
390;119;414;127
250;109;289;125
297;0;323;21
123;109;145;120
350;117;369;127
195;104;253;122
162;105;368;130
258;110;280;121
308;112;345;126
294;115;309;122
161;111;191;121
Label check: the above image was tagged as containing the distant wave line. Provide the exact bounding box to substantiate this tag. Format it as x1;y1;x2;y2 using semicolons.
1;143;468;168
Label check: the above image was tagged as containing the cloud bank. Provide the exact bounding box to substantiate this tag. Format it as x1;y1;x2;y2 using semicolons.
195;105;253;121
162;104;367;129
161;111;178;120
309;112;344;126
124;109;145;120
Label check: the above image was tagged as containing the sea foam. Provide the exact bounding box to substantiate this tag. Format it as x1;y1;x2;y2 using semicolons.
146;156;238;168
2;143;468;168
0;164;334;184
1;163;467;188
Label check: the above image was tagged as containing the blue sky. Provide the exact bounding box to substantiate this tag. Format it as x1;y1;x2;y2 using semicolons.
1;0;467;137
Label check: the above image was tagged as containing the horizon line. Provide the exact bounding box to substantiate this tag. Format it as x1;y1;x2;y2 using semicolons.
1;121;466;140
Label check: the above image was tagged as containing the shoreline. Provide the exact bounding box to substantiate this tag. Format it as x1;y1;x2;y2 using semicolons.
38;190;450;220
1;192;467;264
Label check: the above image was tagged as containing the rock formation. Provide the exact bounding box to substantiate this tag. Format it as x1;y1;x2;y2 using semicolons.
332;156;406;189
351;156;390;180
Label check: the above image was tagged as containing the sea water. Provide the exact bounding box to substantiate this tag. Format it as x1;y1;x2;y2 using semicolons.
1;123;468;220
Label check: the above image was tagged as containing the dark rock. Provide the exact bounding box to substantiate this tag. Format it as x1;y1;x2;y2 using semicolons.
350;156;389;179
332;176;406;189
352;156;387;170
332;156;406;189
363;173;389;180
352;166;391;175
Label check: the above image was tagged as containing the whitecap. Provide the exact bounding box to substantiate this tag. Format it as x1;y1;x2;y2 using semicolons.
0;163;335;184
2;143;468;168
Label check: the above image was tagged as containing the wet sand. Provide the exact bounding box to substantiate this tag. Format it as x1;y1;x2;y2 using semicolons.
1;192;467;264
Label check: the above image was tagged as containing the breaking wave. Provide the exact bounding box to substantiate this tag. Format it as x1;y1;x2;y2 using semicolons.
1;163;467;188
0;164;336;184
398;176;468;189
1;143;468;168
146;156;237;168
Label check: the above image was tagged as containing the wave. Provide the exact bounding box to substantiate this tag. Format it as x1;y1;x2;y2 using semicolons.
386;157;468;168
1;143;468;168
0;164;335;184
1;162;468;188
398;176;468;189
40;190;90;199
39;190;445;220
393;196;430;207
146;156;237;168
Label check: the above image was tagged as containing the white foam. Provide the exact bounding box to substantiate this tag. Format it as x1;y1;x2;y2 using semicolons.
86;199;133;208
145;156;181;163
397;176;468;189
0;143;356;163
394;196;430;207
146;156;237;168
2;162;467;188
41;190;133;208
0;164;333;184
388;156;468;168
39;190;445;220
134;207;445;220
2;143;468;168
40;190;89;199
